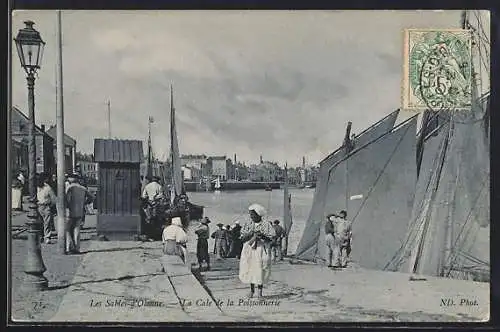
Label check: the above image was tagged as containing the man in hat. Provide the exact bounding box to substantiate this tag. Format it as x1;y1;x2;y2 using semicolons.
141;175;164;239
225;225;232;256
194;217;211;270
271;220;285;262
37;173;57;244
333;210;352;268
228;220;243;258
65;173;92;254
211;222;228;259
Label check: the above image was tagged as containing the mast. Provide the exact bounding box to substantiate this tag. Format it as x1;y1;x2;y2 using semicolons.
107;100;111;139
282;162;292;257
55;10;66;254
343;122;352;212
147;116;153;179
170;84;184;204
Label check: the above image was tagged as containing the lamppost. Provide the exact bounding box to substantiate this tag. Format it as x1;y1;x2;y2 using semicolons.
14;20;48;291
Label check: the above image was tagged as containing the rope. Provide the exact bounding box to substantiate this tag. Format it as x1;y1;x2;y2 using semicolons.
384;120;451;270
445;175;489;276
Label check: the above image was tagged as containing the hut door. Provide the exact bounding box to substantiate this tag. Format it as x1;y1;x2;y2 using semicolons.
100;164;140;216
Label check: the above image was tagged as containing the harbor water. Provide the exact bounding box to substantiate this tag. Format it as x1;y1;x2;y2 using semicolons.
187;188;315;255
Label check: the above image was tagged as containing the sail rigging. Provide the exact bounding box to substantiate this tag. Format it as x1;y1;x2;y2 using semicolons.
385;10;490;281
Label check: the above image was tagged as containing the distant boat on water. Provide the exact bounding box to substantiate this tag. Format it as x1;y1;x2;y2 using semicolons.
214;177;221;190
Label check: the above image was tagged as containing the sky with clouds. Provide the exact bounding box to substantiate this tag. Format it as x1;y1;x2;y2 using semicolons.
11;10;485;166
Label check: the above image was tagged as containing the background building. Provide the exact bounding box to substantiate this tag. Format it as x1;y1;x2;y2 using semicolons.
11;107;55;176
46;124;77;173
207;156;233;181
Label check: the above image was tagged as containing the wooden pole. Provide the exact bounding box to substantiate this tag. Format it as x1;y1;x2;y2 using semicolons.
343;122;352;212
107;100;111;139
56;10;67;254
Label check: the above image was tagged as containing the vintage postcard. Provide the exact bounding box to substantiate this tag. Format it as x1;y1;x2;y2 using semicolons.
9;10;490;324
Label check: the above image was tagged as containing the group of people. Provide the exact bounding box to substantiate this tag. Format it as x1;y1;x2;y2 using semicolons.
210;221;243;260
325;210;353;268
12;169;94;255
160;202;287;299
141;175;190;241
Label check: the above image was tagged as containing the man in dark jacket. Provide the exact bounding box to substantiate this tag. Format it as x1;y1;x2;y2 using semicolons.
228;221;243;258
271;220;286;262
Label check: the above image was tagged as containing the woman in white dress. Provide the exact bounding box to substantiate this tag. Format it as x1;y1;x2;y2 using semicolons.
238;204;276;298
162;217;188;263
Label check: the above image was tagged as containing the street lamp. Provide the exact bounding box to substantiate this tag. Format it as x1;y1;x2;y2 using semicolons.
14;20;48;291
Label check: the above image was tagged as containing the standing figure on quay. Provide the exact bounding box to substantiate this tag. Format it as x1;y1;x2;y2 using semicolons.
194;217;211;271
162;217;188;263
65;173;93;254
141;176;165;240
211;223;229;260
238;204;275;298
228;221;243;259
329;210;352;268
36;173;57;244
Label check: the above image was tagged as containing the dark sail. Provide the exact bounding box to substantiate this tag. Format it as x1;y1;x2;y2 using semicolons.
295;110;399;259
388;100;489;280
314;116;417;269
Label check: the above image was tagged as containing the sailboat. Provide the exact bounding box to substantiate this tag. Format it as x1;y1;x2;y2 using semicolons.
214;177;221;191
295;10;489;281
165;85;204;225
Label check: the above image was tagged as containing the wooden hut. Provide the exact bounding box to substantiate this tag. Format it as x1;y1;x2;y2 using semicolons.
94;139;143;239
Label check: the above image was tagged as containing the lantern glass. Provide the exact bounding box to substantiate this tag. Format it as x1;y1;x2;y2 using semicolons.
14;21;45;72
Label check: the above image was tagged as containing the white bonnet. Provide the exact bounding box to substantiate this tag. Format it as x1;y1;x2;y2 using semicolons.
248;203;266;217
172;217;182;226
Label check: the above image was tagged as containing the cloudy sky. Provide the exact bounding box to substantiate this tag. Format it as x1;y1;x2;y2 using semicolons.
11;10;483;166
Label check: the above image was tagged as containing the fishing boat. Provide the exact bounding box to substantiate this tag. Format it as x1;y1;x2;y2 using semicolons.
386;11;490;281
295;10;489;281
142;85;203;230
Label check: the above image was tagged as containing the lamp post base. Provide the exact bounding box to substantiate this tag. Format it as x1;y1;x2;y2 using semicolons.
23;199;48;291
23;273;49;292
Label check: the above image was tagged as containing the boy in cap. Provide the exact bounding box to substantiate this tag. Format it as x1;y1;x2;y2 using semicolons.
211;222;228;259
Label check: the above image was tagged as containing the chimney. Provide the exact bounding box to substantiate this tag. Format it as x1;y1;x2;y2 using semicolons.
260;155;263;164
234;153;237;165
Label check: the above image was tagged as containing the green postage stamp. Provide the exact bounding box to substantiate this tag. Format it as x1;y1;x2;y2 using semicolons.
402;29;473;111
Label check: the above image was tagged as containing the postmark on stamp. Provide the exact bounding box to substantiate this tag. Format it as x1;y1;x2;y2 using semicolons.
402;29;473;111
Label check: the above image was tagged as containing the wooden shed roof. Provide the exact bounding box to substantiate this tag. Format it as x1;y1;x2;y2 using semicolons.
94;139;143;163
